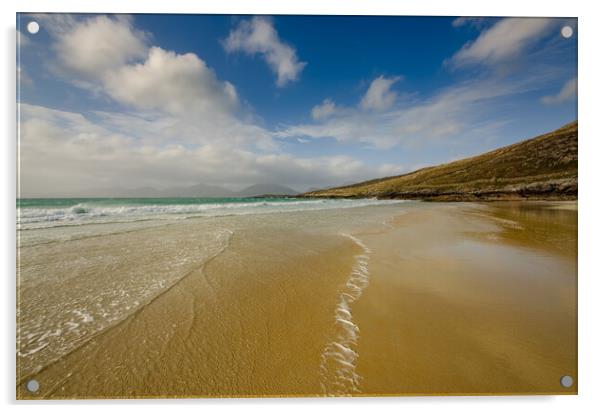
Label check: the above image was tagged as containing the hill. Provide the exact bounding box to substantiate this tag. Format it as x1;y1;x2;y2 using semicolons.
303;121;577;201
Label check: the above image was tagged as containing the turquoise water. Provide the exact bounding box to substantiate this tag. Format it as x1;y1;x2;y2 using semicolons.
18;197;303;209
17;197;404;229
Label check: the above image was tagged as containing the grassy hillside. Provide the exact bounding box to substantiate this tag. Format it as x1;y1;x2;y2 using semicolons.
304;121;577;201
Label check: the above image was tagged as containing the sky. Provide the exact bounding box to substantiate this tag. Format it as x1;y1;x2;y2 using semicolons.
17;14;577;196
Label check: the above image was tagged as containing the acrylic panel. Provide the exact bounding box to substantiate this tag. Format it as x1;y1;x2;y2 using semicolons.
16;13;578;399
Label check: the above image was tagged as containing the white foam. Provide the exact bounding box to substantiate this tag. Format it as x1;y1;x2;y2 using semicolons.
319;233;372;395
17;199;406;230
73;309;94;323
18;342;49;357
17;228;236;377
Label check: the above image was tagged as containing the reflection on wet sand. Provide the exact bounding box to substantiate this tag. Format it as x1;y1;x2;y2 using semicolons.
17;202;577;398
355;202;577;395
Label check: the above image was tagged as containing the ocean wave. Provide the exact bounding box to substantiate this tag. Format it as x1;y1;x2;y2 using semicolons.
17;199;405;229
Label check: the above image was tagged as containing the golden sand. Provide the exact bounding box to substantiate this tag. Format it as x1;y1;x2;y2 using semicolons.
17;202;577;398
354;203;577;395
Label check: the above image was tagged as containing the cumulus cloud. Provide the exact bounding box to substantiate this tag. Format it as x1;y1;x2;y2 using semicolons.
43;14;148;78
104;47;238;115
311;99;337;120
20;14;574;197
276;78;519;149
360;75;402;111
93;106;275;151
224;17;306;87
98;46;277;150
29;15;276;150
450;18;555;67
541;77;577;105
18;14;330;195
16;17;381;196
19;104;383;196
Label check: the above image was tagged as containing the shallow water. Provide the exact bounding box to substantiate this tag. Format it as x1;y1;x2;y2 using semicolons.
16;201;577;398
17;197;405;230
17;203;403;392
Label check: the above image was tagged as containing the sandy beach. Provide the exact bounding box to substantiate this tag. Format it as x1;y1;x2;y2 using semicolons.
17;201;577;398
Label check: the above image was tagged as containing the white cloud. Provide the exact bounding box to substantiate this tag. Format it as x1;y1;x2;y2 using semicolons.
93;106;275;151
32;15;275;151
311;99;337;120
19;14;326;195
451;17;487;29
98;46;278;150
19;104;383;196
43;14;148;78
20;14;574;197
224;17;306;87
104;47;238;115
377;164;407;177
276;78;519;149
360;75;402;111
541;77;577;105
450;18;555;67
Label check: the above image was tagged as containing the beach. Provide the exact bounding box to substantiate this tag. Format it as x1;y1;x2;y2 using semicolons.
16;199;577;398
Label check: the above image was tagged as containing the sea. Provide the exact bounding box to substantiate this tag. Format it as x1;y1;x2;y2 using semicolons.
17;196;407;384
17;197;401;230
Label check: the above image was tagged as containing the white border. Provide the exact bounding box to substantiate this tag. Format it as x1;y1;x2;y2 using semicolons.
5;0;584;16
3;1;601;412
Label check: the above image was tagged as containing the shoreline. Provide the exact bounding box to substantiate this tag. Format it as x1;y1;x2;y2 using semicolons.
17;201;577;398
298;192;578;202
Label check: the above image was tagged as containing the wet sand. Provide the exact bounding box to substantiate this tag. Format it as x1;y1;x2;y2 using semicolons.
354;202;577;395
17;202;577;398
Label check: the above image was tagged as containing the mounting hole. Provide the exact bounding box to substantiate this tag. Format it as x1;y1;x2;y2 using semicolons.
560;375;574;388
26;379;40;393
561;26;573;39
27;21;40;34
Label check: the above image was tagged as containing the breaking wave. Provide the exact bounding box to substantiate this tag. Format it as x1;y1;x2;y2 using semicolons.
17;198;404;230
320;233;371;395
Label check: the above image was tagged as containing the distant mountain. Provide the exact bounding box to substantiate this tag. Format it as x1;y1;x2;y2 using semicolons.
303;121;577;201
74;183;298;198
237;184;298;197
160;183;236;198
124;186;164;197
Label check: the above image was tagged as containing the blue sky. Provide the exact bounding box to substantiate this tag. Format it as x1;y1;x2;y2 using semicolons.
17;14;577;195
